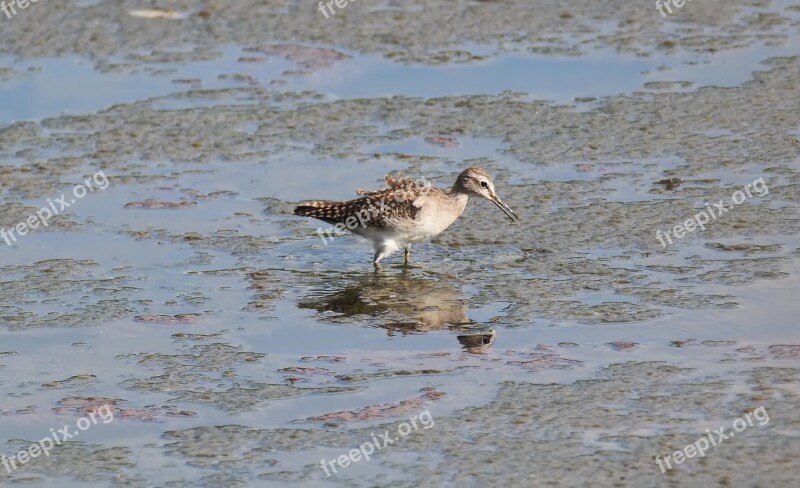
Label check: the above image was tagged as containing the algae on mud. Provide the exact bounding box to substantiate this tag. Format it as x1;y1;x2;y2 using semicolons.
1;0;799;486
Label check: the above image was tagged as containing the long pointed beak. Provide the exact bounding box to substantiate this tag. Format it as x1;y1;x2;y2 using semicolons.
489;194;519;221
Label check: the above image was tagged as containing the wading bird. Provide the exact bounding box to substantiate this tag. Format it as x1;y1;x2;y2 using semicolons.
294;167;518;266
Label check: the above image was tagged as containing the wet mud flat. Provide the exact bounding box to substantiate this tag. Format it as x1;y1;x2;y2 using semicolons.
1;0;800;486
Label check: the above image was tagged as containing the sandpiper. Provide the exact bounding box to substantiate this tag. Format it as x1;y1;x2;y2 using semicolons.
294;167;518;266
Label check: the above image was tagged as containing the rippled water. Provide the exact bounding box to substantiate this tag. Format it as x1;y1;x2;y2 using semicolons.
1;1;799;486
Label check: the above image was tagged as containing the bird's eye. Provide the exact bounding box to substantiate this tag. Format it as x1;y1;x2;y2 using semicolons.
480;181;489;189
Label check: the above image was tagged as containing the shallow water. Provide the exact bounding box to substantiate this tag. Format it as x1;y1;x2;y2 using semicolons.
3;23;800;124
1;0;799;486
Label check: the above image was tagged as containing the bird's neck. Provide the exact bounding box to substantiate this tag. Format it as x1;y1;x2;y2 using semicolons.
451;182;468;195
444;191;469;216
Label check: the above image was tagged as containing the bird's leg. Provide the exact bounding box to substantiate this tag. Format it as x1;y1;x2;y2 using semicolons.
373;241;398;268
404;245;411;266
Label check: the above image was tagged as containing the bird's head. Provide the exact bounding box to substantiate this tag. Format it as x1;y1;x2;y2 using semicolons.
453;167;519;221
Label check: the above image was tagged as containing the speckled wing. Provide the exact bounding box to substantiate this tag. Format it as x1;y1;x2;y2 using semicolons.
294;173;429;229
356;173;423;197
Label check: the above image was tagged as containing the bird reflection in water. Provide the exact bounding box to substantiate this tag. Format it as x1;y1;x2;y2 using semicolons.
457;330;496;355
298;270;497;353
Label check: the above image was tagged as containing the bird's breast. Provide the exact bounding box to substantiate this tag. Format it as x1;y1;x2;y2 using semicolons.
414;193;468;239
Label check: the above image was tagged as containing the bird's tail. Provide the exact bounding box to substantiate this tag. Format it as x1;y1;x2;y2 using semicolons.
293;201;346;221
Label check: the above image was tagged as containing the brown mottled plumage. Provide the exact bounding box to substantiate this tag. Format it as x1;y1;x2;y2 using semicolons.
294;167;518;266
293;173;427;228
